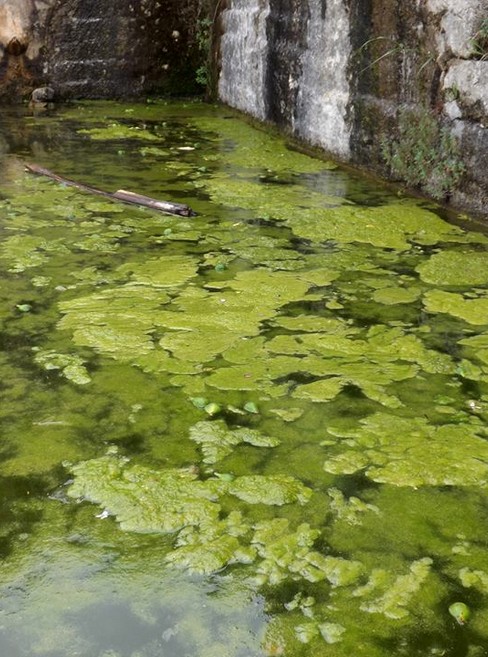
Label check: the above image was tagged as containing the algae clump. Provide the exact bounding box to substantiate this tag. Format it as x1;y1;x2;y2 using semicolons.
354;558;433;619
33;349;91;385
251;519;363;586
117;255;198;288
68;452;224;534
423;290;488;326
372;286;421;305
79;122;160;141
324;413;488;487
189;420;280;464
58;285;171;360
228;475;312;506
417;250;488;286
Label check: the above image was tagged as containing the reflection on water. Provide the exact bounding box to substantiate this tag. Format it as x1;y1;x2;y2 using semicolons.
0;516;266;657
0;101;487;657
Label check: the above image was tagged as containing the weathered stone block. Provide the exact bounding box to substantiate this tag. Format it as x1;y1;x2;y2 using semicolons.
426;0;484;58
444;60;488;122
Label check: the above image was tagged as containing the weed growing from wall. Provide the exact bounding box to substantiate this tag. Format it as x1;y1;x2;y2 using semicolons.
381;107;465;200
470;16;488;60
355;36;434;77
193;0;224;92
195;16;213;87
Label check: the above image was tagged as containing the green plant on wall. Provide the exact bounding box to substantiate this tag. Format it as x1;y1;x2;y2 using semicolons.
195;16;213;87
193;0;223;93
470;16;488;59
381;107;465;200
356;36;406;72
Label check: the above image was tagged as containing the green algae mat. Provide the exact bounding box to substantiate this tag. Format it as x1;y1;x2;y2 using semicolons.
0;101;488;657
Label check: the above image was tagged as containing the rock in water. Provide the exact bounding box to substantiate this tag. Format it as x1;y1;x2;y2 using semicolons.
31;86;55;103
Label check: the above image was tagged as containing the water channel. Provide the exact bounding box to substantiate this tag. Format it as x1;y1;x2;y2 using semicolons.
0;100;488;657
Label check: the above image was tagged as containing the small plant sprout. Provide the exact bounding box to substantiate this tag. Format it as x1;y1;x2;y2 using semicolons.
470;17;488;60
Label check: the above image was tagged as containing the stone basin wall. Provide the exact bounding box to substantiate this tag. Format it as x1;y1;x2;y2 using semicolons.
0;0;486;217
217;0;488;217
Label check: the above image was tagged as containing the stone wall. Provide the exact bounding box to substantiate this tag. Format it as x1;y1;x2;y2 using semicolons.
0;0;203;101
430;0;488;214
0;0;49;99
349;0;488;215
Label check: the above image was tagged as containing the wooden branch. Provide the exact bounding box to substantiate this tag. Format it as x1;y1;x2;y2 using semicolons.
24;163;196;217
112;189;195;215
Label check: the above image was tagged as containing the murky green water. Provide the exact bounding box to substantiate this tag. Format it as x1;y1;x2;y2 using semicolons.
1;100;488;657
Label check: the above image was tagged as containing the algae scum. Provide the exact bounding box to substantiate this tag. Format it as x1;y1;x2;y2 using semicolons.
1;102;488;657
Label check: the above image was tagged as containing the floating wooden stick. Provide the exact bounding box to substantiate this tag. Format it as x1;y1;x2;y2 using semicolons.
24;163;196;217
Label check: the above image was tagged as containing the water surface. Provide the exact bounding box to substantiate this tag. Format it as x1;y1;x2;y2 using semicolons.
0;100;488;657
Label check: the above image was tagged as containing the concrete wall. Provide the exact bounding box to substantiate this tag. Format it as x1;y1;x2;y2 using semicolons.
0;0;203;100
